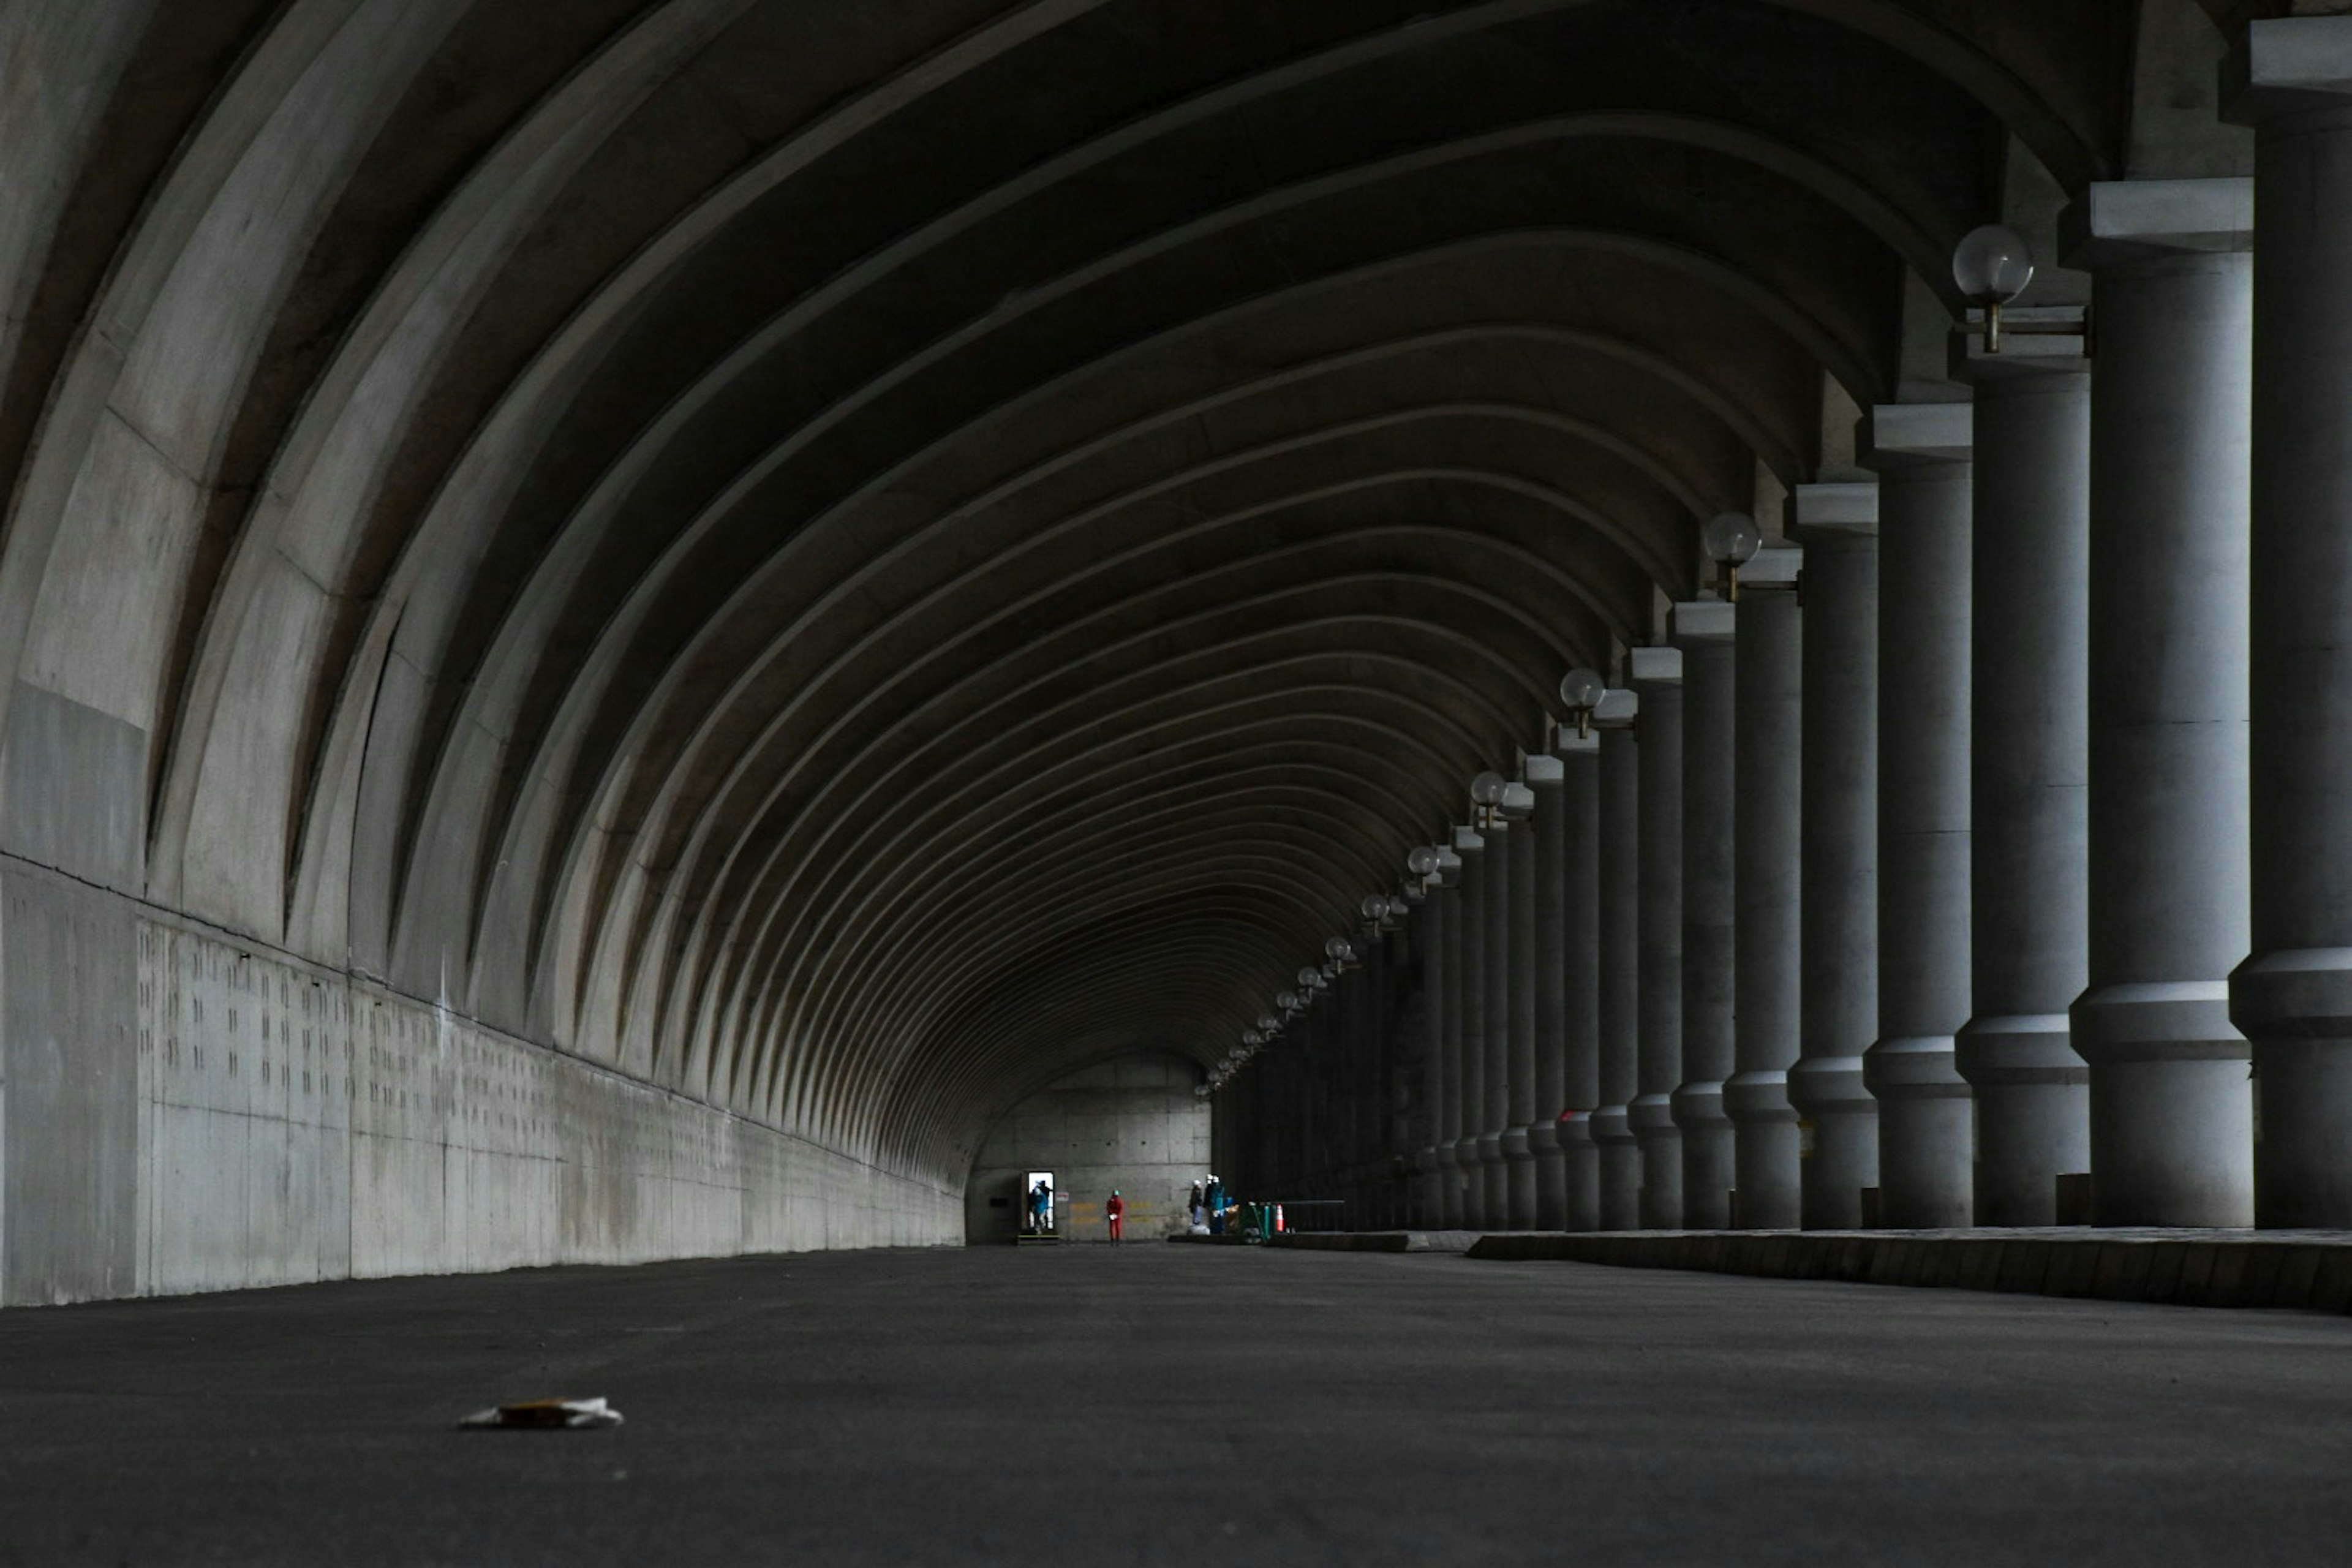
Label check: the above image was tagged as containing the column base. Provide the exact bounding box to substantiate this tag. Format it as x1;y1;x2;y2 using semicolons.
1788;1055;1878;1229
1864;1035;1972;1227
1524;1120;1567;1231
2235;948;2352;1225
1672;1079;1732;1228
2074;981;2253;1226
1957;1012;2089;1225
1551;1112;1598;1232
1477;1132;1508;1227
1589;1104;1639;1231
1724;1069;1800;1229
1501;1126;1537;1231
1627;1093;1682;1229
1439;1137;1472;1228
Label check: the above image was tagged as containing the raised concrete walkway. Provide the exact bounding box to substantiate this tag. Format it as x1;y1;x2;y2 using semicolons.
1270;1229;1485;1253
1466;1228;2352;1311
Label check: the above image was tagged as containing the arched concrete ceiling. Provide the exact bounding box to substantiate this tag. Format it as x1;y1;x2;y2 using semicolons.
0;0;2166;1185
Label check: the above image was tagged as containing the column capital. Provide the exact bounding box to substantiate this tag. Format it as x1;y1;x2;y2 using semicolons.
1627;645;1682;685
1860;401;1973;472
1787;480;1877;542
1743;545;1802;588
2224;15;2352;124
1547;726;1599;757
1591;687;1638;726
1452;824;1485;854
1670;599;1735;643
2060;178;2253;270
1522;752;1566;782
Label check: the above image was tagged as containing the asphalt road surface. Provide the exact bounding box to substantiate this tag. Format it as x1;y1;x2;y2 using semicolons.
2;1243;2346;1565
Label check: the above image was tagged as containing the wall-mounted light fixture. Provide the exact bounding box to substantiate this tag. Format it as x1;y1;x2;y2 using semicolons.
1951;223;2087;355
1703;511;1762;601
1471;771;1507;829
1559;666;1605;737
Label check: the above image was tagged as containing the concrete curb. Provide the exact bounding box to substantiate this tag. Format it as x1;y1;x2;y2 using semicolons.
1269;1230;1485;1254
1461;1230;2352;1311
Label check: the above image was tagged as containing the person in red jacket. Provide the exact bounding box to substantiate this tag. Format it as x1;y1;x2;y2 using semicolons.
1105;1191;1125;1245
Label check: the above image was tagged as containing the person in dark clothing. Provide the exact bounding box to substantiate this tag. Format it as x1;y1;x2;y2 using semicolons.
1027;1179;1053;1235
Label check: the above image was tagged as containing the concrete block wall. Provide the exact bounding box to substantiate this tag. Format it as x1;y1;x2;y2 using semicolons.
966;1052;1210;1243
0;859;957;1306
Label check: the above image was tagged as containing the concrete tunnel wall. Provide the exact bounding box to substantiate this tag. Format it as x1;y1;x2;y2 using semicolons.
1;855;958;1308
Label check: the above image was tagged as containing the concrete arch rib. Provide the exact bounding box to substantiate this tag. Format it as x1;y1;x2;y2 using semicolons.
524;482;1617;1062
238;0;1124;976
322;4;2003;963
746;707;1471;1130
564;473;1637;1043
798;819;1425;1134
854;909;1370;1161
404;227;1796;1025
0;0;470;899
454;317;1764;1034
141;0;752;940
602;549;1586;1099
739;685;1508;1131
647;643;1510;1071
379;117;1898;997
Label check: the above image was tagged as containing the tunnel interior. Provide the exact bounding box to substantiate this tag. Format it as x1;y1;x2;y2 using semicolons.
0;0;2282;1302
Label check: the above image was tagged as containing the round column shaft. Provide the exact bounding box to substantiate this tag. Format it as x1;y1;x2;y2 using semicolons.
2228;28;2352;1226
1411;884;1449;1222
1505;800;1541;1229
1864;407;1976;1228
1527;753;1570;1230
2068;182;2254;1226
1630;647;1686;1227
1593;710;1642;1229
1415;871;1451;1228
1957;353;2092;1224
1727;566;1803;1229
1449;827;1486;1232
1675;603;1737;1229
1790;489;1880;1228
1555;729;1603;1231
1482;816;1515;1227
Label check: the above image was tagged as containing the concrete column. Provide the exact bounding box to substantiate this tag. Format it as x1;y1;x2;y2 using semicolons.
1954;338;2092;1225
1593;703;1642;1229
2227;22;2352;1226
1482;815;1515;1227
1414;869;1452;1227
2064;179;2255;1226
1863;403;1975;1228
1555;728;1603;1231
1789;484;1880;1228
1451;826;1488;1227
1727;552;1803;1229
1673;602;1736;1229
1526;753;1570;1230
1504;795;1541;1229
1630;646;1685;1227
